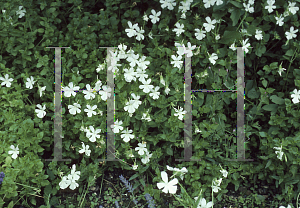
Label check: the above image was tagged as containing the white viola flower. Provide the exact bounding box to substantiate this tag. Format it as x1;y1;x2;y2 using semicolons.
255;29;263;40
171;55;183;69
117;43;128;59
165;86;170;95
99;85;112;101
172;22;185;37
160;0;176;10
135;142;147;156
38;85;46;97
285;26;298;40
96;63;105;72
25;76;35;89
132;164;138;170
135;26;145;41
291;89;300;104
78;142;91;156
141;112;151;122
220;169;228;178
148;31;153;39
149;9;161;24
243;3;254;13
265;0;276;13
0;74;14;87
195;28;206;40
179;1;191;13
143;13;149;21
68;103;81;115
84;105;97;117
139;78;154;93
35;104;46;118
288;1;299;15
67;164;80;182
274;145;284;160
249;0;255;4
137;55;150;70
110;119;124;133
174;106;186;120
203;16;216;32
278;62;286;76
194;197;213;208
183;42;196;58
241;38;251;54
86;126;101;142
121;128;134;143
131;93;142;109
63;82;80;97
175;42;185;56
181;12;186;19
215;34;220;40
127;53;140;68
203;0;216;8
83;84;95;100
208;52;218;65
150;86;160;99
124;99;136;114
59;176;71;189
94;80;102;91
216;0;223;6
16;6;26;18
275;14;284;26
157;171;178;194
141;150;152;164
136;67;148;82
123;67;137;83
8;145;19;159
125;21;138;38
229;42;237;51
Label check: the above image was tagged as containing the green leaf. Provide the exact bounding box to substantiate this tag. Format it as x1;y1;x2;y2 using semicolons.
270;95;285;105
255;45;266;58
229;1;243;8
247;88;259;99
40;68;48;76
219;30;241;44
37;28;44;33
37;63;43;68
262;104;278;112
262;79;267;88
285;49;294;57
265;160;272;169
259;132;267;137
129;173;139;181
166;147;173;156
230;9;241;26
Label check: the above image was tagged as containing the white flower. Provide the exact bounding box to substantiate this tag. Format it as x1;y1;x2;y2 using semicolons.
194;197;213;208
94;80;102;91
208;53;218;65
86;126;101;142
149;9;161;24
179;0;192;13
241;38;251;53
67;164;80;190
132;164;138;170
135;142;147;155
124;99;136;114
135;26;145;41
63;82;80;97
172;22;185;37
291;89;300;104
111;119;124;133
0;74;14;87
59;176;71;189
165;86;170;95
68;103;81;115
157;171;178;194
181;12;186;19
121;128;135;143
220;169;228;178
274;145;284;160
131;93;142;109
215;34;220;40
139;78;154;93
175;42;185;56
275;14;284;26
174;106;187;120
160;0;176;10
285;26;298;40
243;3;254;13
278;62;286;76
148;31;153;39
35;104;46;118
16;6;26;18
84;105;97;117
125;21;138;38
203;0;216;8
117;43;128;59
141;150;152;164
255;29;263;40
25;76;35;89
167;166;188;180
136;67;148;82
150;86;160;99
8;145;19;159
171;55;183;69
78;142;91;156
288;1;299;15
183;42;196;58
195;28;206;41
143;13;149;21
141;112;151;122
83;84;96;100
265;0;276;13
203;16;216;32
229;42;237;51
98;85;112;101
279;204;292;208
137;55;150;70
96;63;105;72
38;85;46;97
